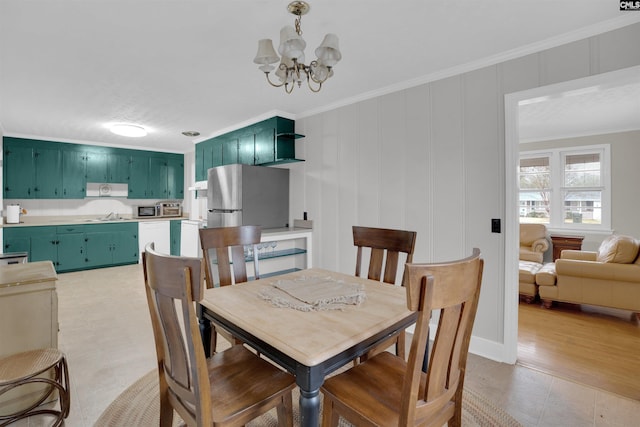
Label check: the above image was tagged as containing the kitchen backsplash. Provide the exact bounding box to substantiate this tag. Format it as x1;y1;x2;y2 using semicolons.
3;198;172;218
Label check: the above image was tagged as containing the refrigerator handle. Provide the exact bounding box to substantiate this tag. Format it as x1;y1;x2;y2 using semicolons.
209;208;242;213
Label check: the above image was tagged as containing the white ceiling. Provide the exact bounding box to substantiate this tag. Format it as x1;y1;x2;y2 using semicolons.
1;1;639;153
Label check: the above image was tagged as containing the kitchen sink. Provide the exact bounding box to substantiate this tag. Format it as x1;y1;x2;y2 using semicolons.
85;213;130;222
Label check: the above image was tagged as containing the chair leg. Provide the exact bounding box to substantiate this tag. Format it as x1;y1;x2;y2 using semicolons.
396;331;406;360
276;392;293;427
210;327;219;354
321;397;339;427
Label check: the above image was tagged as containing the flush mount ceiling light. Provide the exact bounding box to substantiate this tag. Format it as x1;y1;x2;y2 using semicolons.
182;131;200;137
109;123;147;137
253;1;341;94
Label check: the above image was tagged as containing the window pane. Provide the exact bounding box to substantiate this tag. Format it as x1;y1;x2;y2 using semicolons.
564;153;601;187
520;157;550;190
563;190;601;224
519;191;550;224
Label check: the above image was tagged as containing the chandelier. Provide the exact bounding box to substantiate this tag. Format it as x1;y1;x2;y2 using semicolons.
253;1;341;93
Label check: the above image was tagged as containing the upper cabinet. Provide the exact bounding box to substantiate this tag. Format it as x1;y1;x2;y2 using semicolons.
4;138;62;199
3;137;184;200
194;116;304;181
86;150;130;183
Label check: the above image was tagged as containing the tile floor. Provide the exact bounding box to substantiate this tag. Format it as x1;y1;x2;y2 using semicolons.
11;264;640;426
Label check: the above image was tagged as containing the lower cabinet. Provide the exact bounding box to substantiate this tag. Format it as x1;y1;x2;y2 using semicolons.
170;220;181;256
3;223;138;272
85;223;139;268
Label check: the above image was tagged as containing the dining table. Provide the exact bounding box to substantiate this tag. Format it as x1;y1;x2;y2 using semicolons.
198;267;417;427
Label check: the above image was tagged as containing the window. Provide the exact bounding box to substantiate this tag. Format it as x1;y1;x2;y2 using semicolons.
519;145;610;230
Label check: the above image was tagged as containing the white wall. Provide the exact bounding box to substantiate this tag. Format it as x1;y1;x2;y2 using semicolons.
292;22;640;362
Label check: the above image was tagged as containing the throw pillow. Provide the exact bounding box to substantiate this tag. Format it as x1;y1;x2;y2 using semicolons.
597;235;640;263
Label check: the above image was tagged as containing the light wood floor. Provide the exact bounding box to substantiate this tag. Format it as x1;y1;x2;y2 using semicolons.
518;300;640;401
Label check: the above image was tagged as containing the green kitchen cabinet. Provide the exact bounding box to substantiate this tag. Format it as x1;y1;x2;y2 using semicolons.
85;151;108;182
34;146;63;198
167;155;184;200
129;154;182;199
4;223;138;272
3;228;32;257
86;150;130;183
254;126;276;165
3;226;59;268
222;136;239;165
170;220;181;255
3;139;63;199
128;154;150;198
148;156;168;199
85;223;138;268
238;133;255;165
193;116;303;177
107;152;130;183
56;225;87;271
254;116;302;166
30;227;59;264
4;137;184;200
195;141;208;182
195;138;224;181
3;142;35;198
62;149;87;198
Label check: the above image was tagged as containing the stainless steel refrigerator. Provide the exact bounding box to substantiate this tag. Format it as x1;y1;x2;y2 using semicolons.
207;164;289;229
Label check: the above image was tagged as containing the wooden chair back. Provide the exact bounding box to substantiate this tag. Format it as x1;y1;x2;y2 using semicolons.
199;226;261;288
143;243;295;426
320;248;483;426
402;248;484;425
353;226;417;285
142;243;210;425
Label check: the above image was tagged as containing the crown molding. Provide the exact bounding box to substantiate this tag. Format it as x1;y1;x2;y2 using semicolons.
297;15;640;120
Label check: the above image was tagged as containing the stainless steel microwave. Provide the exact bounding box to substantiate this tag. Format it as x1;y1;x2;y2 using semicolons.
135;205;158;218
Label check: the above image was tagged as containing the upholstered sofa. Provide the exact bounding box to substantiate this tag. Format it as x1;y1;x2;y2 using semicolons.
538;234;640;318
518;224;550;302
520;224;549;263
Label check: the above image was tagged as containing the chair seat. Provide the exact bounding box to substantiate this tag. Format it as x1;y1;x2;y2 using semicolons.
322;352;411;426
208;345;296;424
0;348;65;383
0;348;70;427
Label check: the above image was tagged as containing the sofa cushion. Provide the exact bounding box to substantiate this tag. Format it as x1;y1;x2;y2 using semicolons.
597;235;640;264
536;263;556;286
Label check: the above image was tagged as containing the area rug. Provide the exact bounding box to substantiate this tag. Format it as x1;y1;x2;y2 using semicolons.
94;370;522;426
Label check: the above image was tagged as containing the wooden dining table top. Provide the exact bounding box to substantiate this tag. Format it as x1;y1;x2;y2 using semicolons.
199;268;413;367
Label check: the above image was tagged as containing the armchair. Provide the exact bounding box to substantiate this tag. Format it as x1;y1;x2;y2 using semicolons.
538;234;640;319
519;224;549;263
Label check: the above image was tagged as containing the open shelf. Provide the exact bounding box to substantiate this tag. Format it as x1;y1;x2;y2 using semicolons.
246;248;306;262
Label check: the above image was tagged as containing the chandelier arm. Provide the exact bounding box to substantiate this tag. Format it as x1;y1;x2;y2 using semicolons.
285;82;295;94
306;77;322;93
264;73;286;88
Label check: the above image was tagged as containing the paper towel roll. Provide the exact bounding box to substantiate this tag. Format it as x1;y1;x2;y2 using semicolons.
7;205;21;224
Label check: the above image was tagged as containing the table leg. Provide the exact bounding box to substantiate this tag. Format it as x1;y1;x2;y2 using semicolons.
299;388;321;427
197;304;212;358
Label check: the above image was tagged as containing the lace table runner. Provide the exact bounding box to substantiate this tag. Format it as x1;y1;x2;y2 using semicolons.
259;275;366;311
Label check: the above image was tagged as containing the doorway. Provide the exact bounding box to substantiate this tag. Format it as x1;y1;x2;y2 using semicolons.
503;64;640;363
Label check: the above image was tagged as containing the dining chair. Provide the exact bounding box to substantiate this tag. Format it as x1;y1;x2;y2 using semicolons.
142;243;295;427
321;248;483;427
353;225;417;360
199;225;261;352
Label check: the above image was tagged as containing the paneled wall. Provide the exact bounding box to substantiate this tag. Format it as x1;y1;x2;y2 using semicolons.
292;22;640;361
